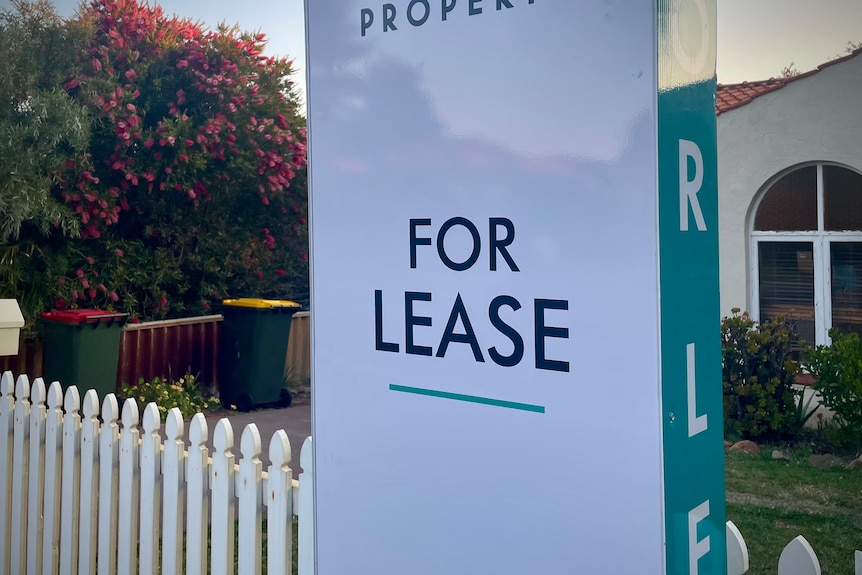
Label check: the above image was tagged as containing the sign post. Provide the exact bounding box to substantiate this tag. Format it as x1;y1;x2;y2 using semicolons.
306;1;725;573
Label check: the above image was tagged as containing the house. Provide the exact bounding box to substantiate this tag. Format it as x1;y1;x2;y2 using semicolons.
717;47;862;346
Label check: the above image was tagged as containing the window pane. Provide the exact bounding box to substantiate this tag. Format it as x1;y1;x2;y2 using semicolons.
759;242;815;344
824;165;862;231
831;242;862;337
754;166;817;231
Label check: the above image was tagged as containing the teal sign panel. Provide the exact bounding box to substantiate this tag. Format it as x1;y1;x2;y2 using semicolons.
658;1;727;574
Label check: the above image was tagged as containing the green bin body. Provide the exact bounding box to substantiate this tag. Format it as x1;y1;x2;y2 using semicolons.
41;309;128;399
218;298;301;411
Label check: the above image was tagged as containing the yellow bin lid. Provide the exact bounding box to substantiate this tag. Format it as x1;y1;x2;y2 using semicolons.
222;298;301;309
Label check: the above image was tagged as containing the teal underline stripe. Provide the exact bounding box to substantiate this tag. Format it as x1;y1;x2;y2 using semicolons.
389;384;545;413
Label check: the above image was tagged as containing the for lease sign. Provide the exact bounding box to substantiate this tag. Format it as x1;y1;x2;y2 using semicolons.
306;1;725;574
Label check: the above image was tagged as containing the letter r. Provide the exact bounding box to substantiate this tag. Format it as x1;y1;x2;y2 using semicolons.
679;139;706;231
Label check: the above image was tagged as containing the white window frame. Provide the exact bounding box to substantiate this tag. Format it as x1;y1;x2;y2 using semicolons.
748;163;862;346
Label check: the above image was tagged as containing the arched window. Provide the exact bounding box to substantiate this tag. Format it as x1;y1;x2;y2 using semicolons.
750;163;862;346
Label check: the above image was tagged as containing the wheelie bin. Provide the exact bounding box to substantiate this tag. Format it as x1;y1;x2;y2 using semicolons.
40;309;129;399
217;298;302;411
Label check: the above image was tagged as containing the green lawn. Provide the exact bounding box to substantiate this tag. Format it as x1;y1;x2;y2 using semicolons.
725;450;862;575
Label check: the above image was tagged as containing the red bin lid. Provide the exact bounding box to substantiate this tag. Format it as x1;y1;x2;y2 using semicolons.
41;309;127;323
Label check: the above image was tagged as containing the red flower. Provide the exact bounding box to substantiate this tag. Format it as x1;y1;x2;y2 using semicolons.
275;269;286;276
114;248;124;257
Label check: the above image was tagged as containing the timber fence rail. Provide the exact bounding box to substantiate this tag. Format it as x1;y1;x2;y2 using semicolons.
0;371;313;575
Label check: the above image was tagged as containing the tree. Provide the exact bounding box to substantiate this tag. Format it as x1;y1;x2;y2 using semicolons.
51;0;308;319
0;1;95;336
0;0;91;241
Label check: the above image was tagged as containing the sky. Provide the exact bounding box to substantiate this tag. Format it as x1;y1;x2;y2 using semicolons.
3;0;862;109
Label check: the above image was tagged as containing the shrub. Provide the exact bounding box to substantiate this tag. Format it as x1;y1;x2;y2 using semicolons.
722;309;803;440
804;329;862;449
120;372;221;420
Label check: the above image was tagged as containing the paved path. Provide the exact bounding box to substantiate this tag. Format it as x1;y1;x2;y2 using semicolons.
202;402;311;478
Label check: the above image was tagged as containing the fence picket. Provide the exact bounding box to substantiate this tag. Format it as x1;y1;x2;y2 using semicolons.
42;381;64;575
186;414;209;575
26;379;47;575
726;520;749;575
162;408;185;575
59;385;81;575
237;424;263;575
0;371;14;575
778;535;821;575
139;403;162;575
79;390;101;575
298;436;314;575
266;430;293;575
211;419;236;575
117;399;140;575
98;394;120;575
10;374;31;575
856;550;861;575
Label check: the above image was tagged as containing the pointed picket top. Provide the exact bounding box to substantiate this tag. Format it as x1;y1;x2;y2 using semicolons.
121;397;139;429
189;413;208;447
47;381;63;410
15;374;30;401
165;408;183;441
102;393;119;424
63;385;80;413
300;436;313;474
725;521;749;575
269;430;291;469
240;423;261;460
1;370;13;396
30;378;46;407
82;389;100;420
142;402;161;434
214;418;234;453
778;535;821;575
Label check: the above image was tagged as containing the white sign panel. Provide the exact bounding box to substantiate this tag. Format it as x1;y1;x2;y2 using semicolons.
306;1;725;573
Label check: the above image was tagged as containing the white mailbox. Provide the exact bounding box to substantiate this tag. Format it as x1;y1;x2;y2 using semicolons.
0;299;25;356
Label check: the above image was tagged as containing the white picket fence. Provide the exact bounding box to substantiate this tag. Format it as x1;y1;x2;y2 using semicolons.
2;369;861;575
0;371;313;575
726;520;862;575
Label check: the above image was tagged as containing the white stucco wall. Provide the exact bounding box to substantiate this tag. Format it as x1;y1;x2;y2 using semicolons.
717;54;862;317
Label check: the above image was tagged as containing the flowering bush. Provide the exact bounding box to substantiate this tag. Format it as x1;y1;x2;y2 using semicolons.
120;372;221;420
1;0;308;330
49;0;306;322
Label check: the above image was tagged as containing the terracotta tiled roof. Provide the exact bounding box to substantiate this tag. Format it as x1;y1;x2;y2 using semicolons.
716;46;862;115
